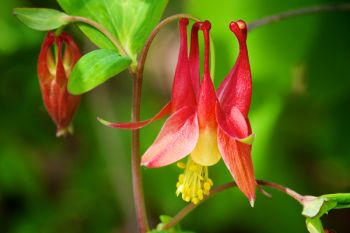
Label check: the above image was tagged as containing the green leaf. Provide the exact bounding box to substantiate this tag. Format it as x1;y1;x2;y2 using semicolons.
302;196;338;218
159;215;173;225
156;215;181;232
322;193;350;209
13;8;70;31
57;0;168;61
147;215;195;233
302;193;350;233
68;49;131;94
302;193;350;218
306;218;325;233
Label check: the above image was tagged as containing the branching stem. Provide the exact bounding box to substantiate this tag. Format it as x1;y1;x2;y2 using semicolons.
69;16;128;56
248;3;350;31
162;180;304;230
137;14;200;81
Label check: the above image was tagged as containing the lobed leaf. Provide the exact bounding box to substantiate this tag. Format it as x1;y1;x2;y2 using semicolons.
57;0;168;61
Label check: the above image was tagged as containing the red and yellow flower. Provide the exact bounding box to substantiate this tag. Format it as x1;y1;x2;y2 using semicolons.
101;19;256;205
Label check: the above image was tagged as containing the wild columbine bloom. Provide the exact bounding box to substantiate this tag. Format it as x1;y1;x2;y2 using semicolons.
38;31;81;137
100;19;256;205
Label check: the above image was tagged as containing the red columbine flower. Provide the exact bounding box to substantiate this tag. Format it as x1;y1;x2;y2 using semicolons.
38;31;81;137
100;19;256;205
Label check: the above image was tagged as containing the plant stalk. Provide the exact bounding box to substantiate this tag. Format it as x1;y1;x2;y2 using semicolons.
130;69;149;233
69;15;128;56
137;14;200;78
248;3;350;31
129;14;202;232
162;180;304;230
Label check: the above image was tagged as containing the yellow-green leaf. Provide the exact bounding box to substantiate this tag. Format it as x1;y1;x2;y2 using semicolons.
57;0;168;61
68;49;131;94
13;8;70;31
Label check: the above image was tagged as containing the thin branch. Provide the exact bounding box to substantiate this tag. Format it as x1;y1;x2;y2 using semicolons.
162;180;304;230
248;3;350;31
137;14;200;82
137;13;218;81
69;16;128;56
257;180;304;204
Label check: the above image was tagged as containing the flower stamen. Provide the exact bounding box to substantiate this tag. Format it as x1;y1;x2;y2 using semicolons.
176;157;213;204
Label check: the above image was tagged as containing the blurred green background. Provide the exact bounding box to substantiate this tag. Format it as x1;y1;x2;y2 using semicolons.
1;0;350;232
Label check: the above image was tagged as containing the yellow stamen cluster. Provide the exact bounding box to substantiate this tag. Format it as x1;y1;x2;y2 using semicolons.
176;158;213;205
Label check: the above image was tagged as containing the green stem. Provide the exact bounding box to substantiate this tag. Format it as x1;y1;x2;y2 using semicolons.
69;15;128;56
162;180;304;230
248;3;350;31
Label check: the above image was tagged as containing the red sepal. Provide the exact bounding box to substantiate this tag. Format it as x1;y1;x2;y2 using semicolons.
141;107;199;168
218;127;256;204
98;102;171;129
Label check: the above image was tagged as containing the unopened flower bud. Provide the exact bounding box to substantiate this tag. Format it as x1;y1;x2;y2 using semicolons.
37;31;81;137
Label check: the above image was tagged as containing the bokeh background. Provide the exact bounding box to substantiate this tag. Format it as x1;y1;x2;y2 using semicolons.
1;0;350;232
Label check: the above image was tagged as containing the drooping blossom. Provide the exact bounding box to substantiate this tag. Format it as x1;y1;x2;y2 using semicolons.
100;19;256;205
38;31;81;137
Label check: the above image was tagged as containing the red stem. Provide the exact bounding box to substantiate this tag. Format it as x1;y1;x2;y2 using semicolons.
131;14;201;232
162;180;304;230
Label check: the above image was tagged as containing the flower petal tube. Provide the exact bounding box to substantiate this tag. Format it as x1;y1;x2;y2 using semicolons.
38;31;81;137
100;19;256;205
